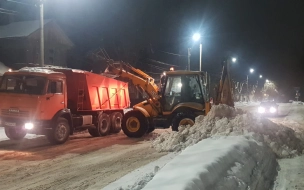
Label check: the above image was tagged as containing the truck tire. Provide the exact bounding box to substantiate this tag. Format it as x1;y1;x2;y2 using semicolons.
46;118;70;144
172;113;195;131
97;113;111;136
5;127;26;140
122;110;148;138
110;112;123;133
88;128;99;137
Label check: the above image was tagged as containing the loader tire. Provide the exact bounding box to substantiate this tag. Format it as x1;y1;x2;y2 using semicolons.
147;127;155;134
122;110;148;138
97;113;111;136
172;113;195;131
5;127;26;140
110;112;123;133
46;118;70;144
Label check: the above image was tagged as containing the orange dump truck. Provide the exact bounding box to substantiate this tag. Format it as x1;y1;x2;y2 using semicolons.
0;67;130;144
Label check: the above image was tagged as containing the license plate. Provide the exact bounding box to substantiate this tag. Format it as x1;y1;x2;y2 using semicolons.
4;122;16;127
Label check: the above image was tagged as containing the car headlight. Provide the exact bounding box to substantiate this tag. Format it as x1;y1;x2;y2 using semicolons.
270;107;277;113
25;122;34;130
258;107;266;113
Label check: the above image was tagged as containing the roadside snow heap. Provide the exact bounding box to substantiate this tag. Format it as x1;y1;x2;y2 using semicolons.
152;104;304;158
145;136;278;190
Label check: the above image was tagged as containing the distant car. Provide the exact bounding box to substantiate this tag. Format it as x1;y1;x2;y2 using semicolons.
258;101;278;115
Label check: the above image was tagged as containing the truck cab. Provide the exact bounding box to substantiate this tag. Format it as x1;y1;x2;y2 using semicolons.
0;68;70;143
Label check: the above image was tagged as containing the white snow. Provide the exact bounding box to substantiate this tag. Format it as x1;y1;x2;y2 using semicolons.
144;136;278;190
152;104;304;158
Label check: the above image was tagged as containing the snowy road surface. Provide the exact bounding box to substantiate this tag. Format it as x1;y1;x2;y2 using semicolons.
0;130;167;190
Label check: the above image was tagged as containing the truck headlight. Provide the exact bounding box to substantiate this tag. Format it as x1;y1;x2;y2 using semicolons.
270;107;277;113
25;122;34;130
258;107;265;113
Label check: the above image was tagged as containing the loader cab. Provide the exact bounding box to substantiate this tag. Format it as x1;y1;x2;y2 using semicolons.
161;71;206;112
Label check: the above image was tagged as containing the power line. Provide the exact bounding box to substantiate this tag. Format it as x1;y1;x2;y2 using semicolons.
148;59;179;67
158;50;187;57
0;11;16;15
0;8;18;13
6;0;36;7
147;63;167;71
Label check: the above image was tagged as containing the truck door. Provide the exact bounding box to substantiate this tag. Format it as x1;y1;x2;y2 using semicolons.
43;80;65;120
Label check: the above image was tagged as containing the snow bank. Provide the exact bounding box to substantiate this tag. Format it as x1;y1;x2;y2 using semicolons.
145;136;278;190
152;104;304;158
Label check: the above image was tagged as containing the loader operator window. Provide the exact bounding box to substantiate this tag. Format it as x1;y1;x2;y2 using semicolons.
47;81;62;94
0;75;46;95
163;75;204;111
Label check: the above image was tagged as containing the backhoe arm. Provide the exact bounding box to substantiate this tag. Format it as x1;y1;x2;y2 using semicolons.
106;62;161;107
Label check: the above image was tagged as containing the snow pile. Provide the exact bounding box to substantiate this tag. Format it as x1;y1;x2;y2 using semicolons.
152;104;304;158
145;136;278;190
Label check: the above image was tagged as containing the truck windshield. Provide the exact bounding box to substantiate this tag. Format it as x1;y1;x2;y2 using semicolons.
0;75;46;95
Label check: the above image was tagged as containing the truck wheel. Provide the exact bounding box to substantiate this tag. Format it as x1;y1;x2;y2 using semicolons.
46;118;70;144
172;113;195;131
110;112;123;133
5;127;26;140
97;113;111;136
88;128;99;137
122;111;148;138
147;127;155;134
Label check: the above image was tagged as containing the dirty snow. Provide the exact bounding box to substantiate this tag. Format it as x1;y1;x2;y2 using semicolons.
144;136;278;190
152;104;304;158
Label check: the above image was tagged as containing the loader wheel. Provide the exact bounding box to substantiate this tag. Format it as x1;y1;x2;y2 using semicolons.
46;118;70;144
110;112;123;133
122;111;148;138
88;128;99;137
172;113;195;131
97;113;111;136
5;127;27;140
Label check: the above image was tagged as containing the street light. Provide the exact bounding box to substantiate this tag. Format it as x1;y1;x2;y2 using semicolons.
260;75;262;78
250;68;254;73
192;33;201;41
266;79;269;83
192;33;202;71
232;57;237;63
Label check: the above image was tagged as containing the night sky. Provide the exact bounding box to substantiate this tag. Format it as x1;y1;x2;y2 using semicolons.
1;0;304;98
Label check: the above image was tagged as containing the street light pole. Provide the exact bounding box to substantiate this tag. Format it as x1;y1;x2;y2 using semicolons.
187;48;191;71
40;0;44;66
199;42;202;71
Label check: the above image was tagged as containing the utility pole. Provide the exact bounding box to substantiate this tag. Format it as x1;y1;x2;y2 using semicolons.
40;0;44;66
199;42;202;71
187;48;191;70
